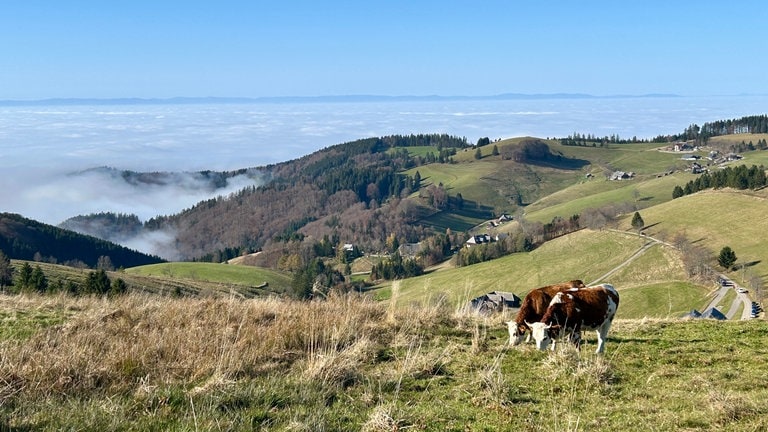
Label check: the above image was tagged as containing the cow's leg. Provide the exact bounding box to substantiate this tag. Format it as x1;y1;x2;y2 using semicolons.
595;320;613;353
524;331;532;344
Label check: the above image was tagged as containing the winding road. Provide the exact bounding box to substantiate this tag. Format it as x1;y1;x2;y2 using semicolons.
590;230;754;320
703;275;754;320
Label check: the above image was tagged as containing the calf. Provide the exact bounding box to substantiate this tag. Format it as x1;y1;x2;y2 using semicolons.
506;279;585;345
527;283;619;353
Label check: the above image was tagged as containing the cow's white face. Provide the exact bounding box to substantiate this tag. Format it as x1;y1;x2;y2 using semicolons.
527;322;553;351
507;321;526;345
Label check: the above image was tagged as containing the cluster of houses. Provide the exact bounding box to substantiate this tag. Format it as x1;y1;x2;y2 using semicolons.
465;214;513;248
625;144;750;178
684;150;744;174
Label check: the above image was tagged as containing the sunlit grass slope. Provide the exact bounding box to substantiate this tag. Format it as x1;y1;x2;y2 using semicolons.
524;171;697;222
126;262;292;293
619;188;768;285
372;229;708;318
12;260;293;297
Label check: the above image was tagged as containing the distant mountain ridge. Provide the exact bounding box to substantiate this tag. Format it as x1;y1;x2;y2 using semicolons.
0;93;683;106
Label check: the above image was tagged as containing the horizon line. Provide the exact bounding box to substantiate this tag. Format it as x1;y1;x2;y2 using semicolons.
0;92;696;106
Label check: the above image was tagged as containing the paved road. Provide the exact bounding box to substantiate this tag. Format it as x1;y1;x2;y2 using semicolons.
704;275;754;320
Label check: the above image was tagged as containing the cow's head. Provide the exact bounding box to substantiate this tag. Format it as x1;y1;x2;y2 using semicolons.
526;321;561;351
506;321;528;345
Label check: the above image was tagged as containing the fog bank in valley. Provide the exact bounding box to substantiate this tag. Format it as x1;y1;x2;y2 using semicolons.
3;96;767;258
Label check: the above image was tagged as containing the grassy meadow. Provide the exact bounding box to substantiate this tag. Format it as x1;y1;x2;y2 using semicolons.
523;171;697;223
372;228;710;320
618;188;768;288
1;292;766;431
126;262;293;293
10;260;294;298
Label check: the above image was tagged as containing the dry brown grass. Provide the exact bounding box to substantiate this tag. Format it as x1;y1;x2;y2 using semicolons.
0;289;463;407
0;292;399;401
2;293;768;430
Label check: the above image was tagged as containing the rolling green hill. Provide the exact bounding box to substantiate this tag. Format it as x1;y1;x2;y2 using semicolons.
4;127;767;307
8;260;292;298
402;137;703;233
524;171;698;223
372;228;709;319
125;262;292;295
617;188;768;286
370;134;768;316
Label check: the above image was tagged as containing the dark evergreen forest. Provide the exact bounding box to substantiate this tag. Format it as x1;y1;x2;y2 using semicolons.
0;213;163;268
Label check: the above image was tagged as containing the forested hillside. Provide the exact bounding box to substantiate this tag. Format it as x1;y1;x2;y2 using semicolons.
144;134;475;263
0;213;163;268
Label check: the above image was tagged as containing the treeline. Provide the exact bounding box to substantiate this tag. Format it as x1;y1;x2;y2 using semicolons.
413;147;458;165
0;253;127;296
727;138;768;154
657;115;768;144
700;115;768;138
560;133;649;146
561;114;768;146
377;133;470;149
673;164;768;198
456;233;533;266
370;252;423;280
0;213;164;268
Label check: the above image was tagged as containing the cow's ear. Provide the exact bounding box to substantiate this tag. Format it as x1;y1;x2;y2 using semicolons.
549;324;561;335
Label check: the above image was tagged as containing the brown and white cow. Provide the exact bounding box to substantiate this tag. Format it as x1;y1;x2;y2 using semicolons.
526;283;619;353
506;279;585;345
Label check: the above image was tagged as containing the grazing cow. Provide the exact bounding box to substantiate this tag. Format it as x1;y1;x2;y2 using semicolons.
527;283;619;353
506;280;585;345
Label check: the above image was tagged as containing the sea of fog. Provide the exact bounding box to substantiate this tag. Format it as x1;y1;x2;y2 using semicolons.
2;95;767;231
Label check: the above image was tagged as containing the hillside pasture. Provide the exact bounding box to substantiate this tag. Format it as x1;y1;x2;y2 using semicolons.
418;208;487;232
126;262;292;294
373;229;708;318
620;189;768;287
551;139;690;174
8;260;293;298
405;140;590;214
618;282;711;318
524;171;697;223
707;132;768;147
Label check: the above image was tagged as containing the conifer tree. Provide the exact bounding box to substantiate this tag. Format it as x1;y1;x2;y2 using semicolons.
718;246;737;270
0;250;11;291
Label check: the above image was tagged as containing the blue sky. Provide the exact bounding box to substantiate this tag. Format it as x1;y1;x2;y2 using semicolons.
2;1;767;99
